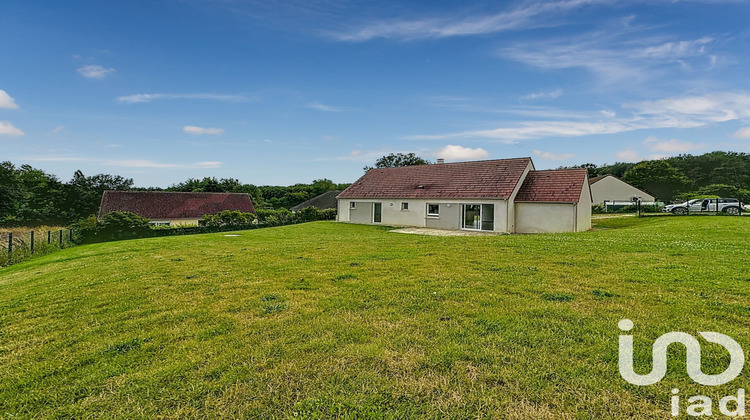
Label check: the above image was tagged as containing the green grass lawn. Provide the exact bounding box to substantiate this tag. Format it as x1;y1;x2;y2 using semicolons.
2;217;750;419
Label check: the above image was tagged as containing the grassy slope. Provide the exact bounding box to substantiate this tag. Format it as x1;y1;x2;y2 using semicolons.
1;218;750;419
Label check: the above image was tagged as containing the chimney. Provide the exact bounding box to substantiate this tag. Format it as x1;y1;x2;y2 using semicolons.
437;158;445;164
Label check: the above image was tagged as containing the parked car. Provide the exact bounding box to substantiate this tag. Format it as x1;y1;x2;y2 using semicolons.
662;198;744;215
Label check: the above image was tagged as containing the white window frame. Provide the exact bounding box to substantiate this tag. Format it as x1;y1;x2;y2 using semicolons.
350;202;356;209
401;202;409;211
427;203;440;218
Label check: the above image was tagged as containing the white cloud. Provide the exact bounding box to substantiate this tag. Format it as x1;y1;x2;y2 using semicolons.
407;120;633;143
183;125;225;135
305;101;347;112
733;127;750;140
0;90;19;109
499;27;719;85
532;150;575;160
615;149;670;163
642;136;705;153
77;65;115;79
52;125;65;134
406;91;750;143
520;89;563;101
0;121;24;136
118;93;248;104
108;160;222;169
327;0;606;41
615;150;642;162
433;145;489;161
22;154;222;169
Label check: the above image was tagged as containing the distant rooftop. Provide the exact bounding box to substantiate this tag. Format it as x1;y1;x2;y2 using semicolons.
337;158;533;199
291;191;341;211
99;191;255;220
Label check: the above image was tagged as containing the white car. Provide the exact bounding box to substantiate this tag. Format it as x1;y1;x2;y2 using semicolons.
663;198;744;215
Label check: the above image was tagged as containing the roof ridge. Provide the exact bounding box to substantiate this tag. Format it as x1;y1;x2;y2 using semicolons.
366;157;532;171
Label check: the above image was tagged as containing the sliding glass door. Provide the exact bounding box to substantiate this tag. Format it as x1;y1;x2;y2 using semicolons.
462;204;481;230
462;204;494;231
373;202;382;223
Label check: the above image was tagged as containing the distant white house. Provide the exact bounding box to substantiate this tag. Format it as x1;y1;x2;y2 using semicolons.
336;157;591;234
589;175;656;207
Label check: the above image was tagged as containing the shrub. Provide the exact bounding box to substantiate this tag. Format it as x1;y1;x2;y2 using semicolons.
76;211;150;242
200;210;256;227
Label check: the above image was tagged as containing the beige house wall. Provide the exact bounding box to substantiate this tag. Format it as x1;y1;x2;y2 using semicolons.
337;198;511;233
514;203;577;233
577;180;593;231
149;219;200;227
590;176;655;204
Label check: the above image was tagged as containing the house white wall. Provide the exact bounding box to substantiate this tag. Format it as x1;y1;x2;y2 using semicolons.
338;198;511;232
515;180;591;234
514;203;577;233
590;176;655;204
505;161;534;234
577;180;593;231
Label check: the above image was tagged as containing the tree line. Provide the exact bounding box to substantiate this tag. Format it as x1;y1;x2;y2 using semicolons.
4;151;750;227
0;161;348;227
560;151;750;203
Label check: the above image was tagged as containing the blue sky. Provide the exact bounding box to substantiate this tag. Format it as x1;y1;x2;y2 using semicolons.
2;0;750;187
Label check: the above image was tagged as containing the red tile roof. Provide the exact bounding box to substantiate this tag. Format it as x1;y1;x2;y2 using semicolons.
337;158;533;199
515;169;589;203
99;191;255;219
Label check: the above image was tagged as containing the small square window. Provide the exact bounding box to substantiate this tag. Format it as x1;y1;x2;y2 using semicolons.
350;202;356;209
427;203;439;217
401;202;409;211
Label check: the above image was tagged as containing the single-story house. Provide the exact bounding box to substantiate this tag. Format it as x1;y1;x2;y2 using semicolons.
290;190;341;212
589;175;656;206
336;157;591;234
98;191;255;226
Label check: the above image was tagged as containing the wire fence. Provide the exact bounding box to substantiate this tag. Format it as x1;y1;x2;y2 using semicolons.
0;229;78;267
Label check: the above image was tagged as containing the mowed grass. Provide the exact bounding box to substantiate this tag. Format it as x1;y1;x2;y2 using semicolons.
2;218;750;419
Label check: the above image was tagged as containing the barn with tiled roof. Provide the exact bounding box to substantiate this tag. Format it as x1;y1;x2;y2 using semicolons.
99;191;255;226
337;158;591;233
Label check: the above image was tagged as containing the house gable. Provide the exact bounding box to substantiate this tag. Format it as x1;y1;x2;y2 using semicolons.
589;175;655;203
515;169;589;203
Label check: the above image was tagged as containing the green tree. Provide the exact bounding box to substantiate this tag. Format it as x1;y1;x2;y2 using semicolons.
675;184;750;203
168;177;264;207
15;165;67;226
64;170;133;222
364;153;430;171
623;161;691;202
0;161;22;225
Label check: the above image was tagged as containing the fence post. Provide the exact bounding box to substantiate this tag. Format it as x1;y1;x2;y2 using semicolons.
30;231;34;254
47;230;51;244
59;230;63;246
7;232;12;258
69;229;73;242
